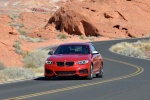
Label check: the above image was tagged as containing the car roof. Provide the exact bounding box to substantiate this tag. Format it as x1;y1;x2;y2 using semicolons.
59;42;92;46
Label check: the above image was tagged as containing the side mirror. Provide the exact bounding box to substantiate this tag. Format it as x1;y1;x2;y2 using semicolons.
92;51;99;54
48;51;54;55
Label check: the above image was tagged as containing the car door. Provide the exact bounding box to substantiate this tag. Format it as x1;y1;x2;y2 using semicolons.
90;44;101;74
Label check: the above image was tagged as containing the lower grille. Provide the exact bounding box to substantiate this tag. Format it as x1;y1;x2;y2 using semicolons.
55;71;76;75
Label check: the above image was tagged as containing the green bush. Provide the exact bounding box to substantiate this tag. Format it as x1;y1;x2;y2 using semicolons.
23;50;49;68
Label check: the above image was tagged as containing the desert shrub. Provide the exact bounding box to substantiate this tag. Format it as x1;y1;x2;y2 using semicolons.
110;39;150;60
13;40;21;49
24;62;36;68
0;68;35;80
79;35;85;40
23;51;30;58
133;40;142;47
0;62;5;70
14;40;23;54
133;40;150;51
0;73;8;82
19;35;44;43
34;67;44;73
9;23;24;28
110;43;126;52
89;36;97;41
132;36;137;38
13;40;24;55
10;14;20;20
17;23;24;28
144;44;150;51
9;23;16;27
18;29;27;35
27;37;44;43
57;33;67;39
147;39;150;43
118;47;148;59
121;42;133;47
23;50;49;68
15;49;24;55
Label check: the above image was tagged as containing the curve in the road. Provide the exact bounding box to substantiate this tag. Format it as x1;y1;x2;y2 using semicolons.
5;57;144;100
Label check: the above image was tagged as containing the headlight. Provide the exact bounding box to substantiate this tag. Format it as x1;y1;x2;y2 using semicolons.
78;60;89;64
45;60;53;65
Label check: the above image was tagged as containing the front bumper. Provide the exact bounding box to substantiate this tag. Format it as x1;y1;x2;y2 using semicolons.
45;63;90;77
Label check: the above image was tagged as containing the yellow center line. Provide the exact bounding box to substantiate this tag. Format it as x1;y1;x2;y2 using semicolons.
5;57;144;100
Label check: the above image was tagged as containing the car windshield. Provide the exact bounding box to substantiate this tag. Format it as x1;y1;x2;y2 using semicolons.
54;45;90;54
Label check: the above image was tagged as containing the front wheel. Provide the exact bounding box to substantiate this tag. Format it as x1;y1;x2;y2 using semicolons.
96;66;103;78
86;64;93;80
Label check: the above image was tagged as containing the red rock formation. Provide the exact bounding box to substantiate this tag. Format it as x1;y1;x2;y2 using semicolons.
46;0;150;38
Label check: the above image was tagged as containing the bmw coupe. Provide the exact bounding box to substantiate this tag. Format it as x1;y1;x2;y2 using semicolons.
45;42;103;80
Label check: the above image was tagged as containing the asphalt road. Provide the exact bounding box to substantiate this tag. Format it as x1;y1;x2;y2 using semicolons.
0;38;150;100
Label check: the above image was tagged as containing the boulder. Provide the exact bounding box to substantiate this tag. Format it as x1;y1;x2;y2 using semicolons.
46;0;150;38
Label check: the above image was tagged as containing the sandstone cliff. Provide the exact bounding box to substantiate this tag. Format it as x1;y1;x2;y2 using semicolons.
46;0;150;38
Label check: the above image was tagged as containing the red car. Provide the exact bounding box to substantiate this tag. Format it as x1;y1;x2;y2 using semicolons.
45;42;103;80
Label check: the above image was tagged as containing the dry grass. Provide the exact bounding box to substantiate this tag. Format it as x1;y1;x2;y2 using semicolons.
110;43;126;52
0;68;35;82
19;35;44;43
0;49;49;83
13;40;24;55
110;39;150;60
23;50;49;68
32;67;44;77
57;33;68;39
0;73;8;82
0;62;5;70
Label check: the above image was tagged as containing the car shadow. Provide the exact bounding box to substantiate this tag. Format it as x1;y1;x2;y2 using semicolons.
34;76;90;81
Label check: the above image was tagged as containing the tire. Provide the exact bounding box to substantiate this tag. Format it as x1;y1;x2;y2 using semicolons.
86;64;93;80
45;76;52;80
96;66;103;78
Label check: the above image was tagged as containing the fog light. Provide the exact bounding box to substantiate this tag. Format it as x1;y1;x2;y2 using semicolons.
79;69;88;74
45;69;53;74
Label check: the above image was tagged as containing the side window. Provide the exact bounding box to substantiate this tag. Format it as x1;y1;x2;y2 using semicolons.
90;44;96;52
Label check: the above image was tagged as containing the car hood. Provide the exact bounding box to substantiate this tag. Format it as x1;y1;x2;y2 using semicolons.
47;54;91;62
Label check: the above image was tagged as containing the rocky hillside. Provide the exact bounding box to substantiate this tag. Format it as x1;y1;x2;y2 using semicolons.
0;0;70;67
0;0;150;67
45;0;150;38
